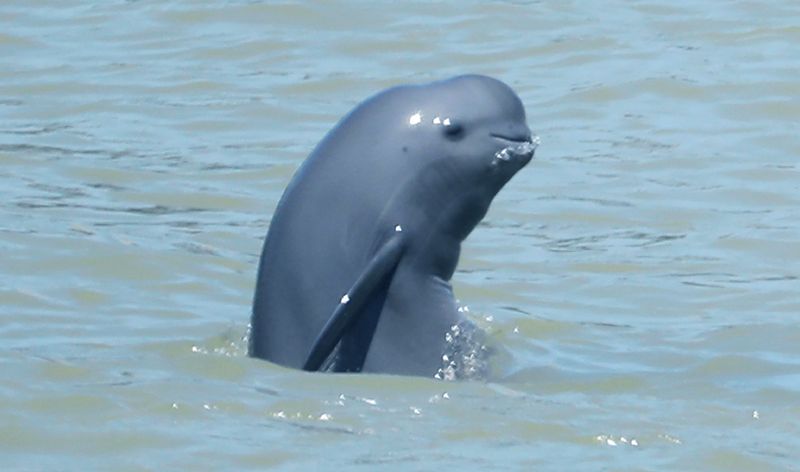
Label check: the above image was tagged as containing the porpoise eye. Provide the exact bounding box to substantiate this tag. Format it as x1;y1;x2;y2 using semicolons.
443;121;464;140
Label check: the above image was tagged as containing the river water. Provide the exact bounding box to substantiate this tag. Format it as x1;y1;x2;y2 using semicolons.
1;1;798;470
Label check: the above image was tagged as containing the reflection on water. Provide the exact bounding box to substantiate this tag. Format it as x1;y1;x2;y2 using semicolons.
1;0;799;470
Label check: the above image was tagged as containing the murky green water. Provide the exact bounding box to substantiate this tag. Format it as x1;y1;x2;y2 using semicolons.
2;1;798;470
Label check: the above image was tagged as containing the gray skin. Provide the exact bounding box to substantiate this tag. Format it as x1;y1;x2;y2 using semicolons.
250;75;536;377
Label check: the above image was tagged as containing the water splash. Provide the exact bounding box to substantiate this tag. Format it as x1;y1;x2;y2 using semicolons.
435;319;490;381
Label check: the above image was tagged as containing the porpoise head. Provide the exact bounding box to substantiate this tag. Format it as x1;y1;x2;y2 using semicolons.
397;75;538;243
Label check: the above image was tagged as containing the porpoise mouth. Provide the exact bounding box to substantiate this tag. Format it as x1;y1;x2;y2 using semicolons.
490;133;541;162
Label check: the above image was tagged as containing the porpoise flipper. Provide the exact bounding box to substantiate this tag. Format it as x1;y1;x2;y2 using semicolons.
302;230;406;372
